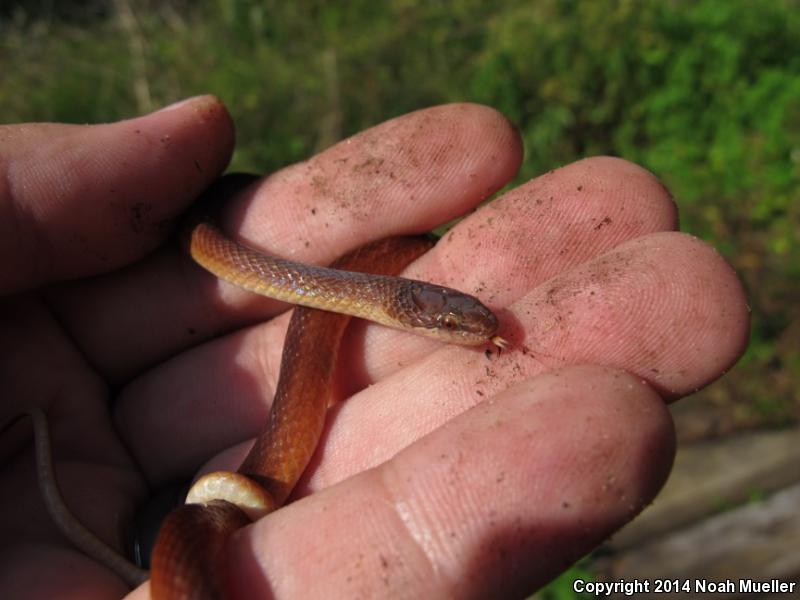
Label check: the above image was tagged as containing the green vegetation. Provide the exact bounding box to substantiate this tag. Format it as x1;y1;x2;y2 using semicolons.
536;558;595;600
2;0;798;588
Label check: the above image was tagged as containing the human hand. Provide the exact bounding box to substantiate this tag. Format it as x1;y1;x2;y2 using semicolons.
0;95;234;597
0;100;748;599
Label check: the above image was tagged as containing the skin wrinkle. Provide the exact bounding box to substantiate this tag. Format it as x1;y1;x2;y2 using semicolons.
434;456;494;582
28;134;118;252
307;477;430;599
393;499;440;575
379;462;446;594
3;160;54;291
387;438;499;586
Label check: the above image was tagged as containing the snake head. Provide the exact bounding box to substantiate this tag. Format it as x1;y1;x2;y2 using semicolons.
400;283;501;346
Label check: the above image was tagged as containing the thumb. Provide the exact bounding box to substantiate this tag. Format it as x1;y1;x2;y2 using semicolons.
0;95;234;294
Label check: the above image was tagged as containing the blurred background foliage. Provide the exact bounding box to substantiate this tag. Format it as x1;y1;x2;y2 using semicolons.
1;0;798;467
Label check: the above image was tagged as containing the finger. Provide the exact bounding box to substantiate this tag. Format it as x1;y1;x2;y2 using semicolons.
0;95;234;293
302;230;748;491
0;300;145;596
226;366;674;599
0;419;139;600
49;103;522;382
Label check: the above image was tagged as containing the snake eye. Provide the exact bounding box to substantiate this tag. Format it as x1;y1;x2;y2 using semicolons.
442;314;460;330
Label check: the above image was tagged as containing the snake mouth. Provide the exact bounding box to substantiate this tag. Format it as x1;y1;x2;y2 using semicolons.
409;322;501;347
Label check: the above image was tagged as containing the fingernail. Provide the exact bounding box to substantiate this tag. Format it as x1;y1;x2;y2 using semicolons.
156;95;209;113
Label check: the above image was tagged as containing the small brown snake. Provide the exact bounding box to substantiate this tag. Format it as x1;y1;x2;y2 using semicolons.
25;179;506;599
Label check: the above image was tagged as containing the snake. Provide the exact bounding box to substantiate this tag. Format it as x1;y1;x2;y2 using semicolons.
24;179;505;599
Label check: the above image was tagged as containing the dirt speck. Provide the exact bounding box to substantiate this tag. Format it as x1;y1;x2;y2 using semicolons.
594;216;612;230
129;202;153;234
